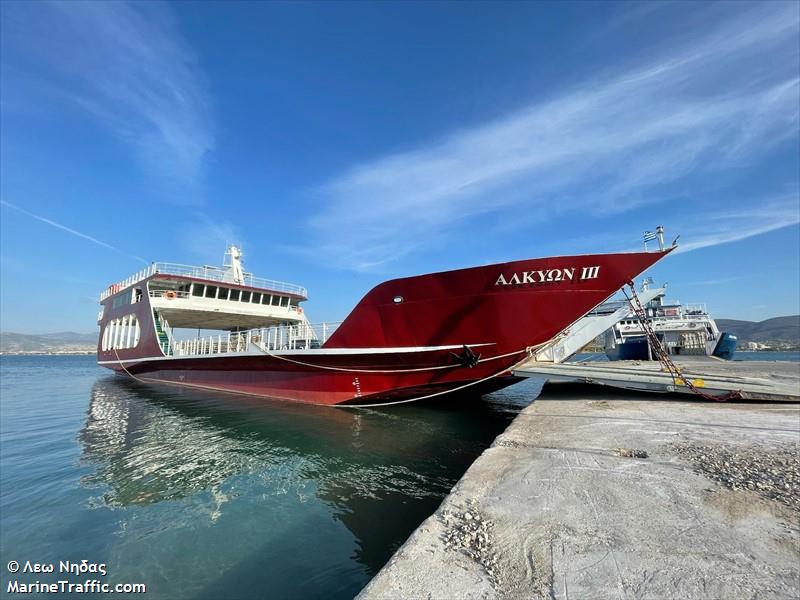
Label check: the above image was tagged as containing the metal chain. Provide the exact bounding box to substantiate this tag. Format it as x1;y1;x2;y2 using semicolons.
623;283;741;402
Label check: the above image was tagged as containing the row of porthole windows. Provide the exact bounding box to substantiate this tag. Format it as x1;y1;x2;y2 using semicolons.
102;315;140;351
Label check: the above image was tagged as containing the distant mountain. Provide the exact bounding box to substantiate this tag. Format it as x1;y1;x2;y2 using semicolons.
0;332;96;353
716;316;800;345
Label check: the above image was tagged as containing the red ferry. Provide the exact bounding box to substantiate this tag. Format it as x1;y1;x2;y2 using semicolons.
97;242;673;406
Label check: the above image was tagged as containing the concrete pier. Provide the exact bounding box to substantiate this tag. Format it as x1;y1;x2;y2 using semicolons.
514;358;800;402
359;387;800;599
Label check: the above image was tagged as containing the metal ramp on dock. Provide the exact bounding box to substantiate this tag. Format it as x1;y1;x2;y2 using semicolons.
513;358;800;402
517;282;799;402
532;286;665;363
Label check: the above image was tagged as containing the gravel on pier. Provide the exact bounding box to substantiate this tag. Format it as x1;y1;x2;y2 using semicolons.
441;500;500;587
673;442;800;511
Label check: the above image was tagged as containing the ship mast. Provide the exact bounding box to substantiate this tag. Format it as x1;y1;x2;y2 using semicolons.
224;245;245;284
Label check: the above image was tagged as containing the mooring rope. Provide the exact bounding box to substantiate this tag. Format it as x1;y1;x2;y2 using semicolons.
112;346;148;384
111;342;543;408
337;352;536;408
258;344;536;374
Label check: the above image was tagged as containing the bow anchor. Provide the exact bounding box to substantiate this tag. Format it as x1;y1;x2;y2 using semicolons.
450;345;481;368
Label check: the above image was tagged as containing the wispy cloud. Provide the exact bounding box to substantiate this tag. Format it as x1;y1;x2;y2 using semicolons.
674;195;800;254
0;200;148;264
178;214;242;264
1;1;213;199
309;3;799;270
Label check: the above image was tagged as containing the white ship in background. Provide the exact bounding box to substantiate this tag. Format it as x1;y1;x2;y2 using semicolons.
603;279;737;361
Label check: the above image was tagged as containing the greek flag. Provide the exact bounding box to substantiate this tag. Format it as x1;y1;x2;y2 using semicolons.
643;231;658;242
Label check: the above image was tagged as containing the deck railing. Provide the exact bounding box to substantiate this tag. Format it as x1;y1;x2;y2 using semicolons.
100;263;307;301
149;290;192;300
167;321;342;358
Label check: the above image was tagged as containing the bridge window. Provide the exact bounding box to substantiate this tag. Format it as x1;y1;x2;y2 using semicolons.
112;289;133;308
205;285;218;299
252;293;262;304
229;289;240;301
241;291;251;303
261;294;270;305
192;284;205;297
280;296;288;307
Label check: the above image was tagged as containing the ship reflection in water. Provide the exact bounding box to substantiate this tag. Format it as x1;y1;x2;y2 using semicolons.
78;376;538;599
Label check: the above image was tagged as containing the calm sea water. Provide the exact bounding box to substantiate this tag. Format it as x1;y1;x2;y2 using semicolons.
2;352;797;599
0;355;541;600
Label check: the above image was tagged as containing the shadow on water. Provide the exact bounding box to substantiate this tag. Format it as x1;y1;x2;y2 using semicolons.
78;375;539;598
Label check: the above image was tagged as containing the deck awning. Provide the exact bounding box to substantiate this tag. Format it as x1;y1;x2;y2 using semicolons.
156;307;301;330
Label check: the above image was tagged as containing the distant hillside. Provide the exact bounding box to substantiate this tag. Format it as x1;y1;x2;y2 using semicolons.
716;316;800;345
0;332;96;353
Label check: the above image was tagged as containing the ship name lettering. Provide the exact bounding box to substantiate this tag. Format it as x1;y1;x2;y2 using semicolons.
580;266;600;280
495;267;580;286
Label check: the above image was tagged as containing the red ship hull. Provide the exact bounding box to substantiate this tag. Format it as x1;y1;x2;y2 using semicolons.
98;249;672;405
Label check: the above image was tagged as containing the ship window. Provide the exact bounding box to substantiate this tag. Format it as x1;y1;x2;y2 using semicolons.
112;289;133;308
280;296;288;307
192;284;205;297
205;285;218;298
271;295;278;306
262;294;270;305
252;293;262;304
133;288;143;303
229;289;240;301
242;291;251;303
219;287;229;300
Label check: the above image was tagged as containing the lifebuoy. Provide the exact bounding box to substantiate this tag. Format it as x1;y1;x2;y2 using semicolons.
164;291;177;300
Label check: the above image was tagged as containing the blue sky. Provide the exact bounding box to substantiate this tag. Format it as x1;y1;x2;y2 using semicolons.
1;0;798;334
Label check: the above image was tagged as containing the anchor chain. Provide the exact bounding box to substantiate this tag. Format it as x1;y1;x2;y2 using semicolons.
623;282;741;402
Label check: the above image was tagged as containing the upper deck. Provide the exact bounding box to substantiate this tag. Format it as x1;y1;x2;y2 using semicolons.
100;261;307;302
